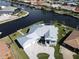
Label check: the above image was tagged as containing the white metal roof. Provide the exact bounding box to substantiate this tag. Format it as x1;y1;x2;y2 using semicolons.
17;32;40;49
17;24;58;49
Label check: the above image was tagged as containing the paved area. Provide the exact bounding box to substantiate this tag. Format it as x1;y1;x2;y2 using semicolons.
60;46;75;59
24;42;55;59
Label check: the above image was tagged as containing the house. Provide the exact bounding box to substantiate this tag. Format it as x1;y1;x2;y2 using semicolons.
51;4;61;9
0;6;19;23
63;30;79;53
0;41;13;59
67;2;77;6
74;7;79;13
20;0;44;6
0;6;17;14
17;24;58;50
30;0;44;6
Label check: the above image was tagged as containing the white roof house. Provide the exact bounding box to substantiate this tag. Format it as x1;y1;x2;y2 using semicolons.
0;6;17;14
67;2;77;6
17;24;58;49
51;4;61;9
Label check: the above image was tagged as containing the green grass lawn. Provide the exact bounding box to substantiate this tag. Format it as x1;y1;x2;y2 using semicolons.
37;53;49;59
0;36;12;43
9;28;29;59
9;27;28;40
54;44;63;59
11;42;29;59
73;55;79;59
54;22;66;59
17;11;27;17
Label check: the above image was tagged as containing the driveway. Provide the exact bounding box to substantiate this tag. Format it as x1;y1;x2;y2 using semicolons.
24;42;55;59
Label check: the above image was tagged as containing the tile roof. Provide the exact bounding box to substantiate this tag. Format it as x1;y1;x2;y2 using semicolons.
74;7;79;13
0;41;12;59
64;30;79;49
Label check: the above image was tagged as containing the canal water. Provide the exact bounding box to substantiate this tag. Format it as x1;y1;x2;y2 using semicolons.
0;1;79;38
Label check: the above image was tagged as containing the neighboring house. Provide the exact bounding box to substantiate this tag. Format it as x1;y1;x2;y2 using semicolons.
0;6;17;14
61;5;75;11
0;14;18;22
18;0;44;6
74;7;79;13
61;30;79;54
0;41;13;59
51;4;61;9
17;24;58;50
0;6;18;23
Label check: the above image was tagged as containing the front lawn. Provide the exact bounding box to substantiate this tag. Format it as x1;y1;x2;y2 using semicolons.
37;53;49;59
73;55;79;59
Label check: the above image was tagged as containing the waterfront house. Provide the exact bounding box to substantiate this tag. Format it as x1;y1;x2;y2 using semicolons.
17;24;58;50
0;6;17;14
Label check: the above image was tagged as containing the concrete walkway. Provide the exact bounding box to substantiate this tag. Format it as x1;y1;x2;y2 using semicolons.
60;46;75;59
24;42;55;59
